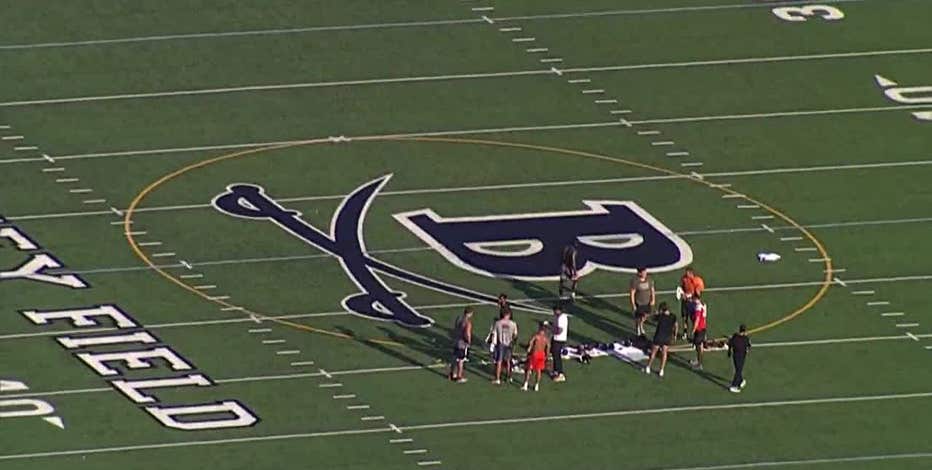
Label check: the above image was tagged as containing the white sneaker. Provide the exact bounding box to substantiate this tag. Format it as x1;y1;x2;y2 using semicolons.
553;374;566;383
571;292;576;300
644;366;651;375
740;379;747;389
659;369;664;378
534;383;539;392
492;379;501;385
729;386;741;393
521;383;528;391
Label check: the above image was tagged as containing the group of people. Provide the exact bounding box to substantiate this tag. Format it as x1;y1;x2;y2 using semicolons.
449;294;568;392
450;262;751;393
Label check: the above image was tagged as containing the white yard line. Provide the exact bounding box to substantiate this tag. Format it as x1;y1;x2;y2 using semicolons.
4;273;932;342
3;388;920;462
662;452;932;470
6;159;932;220
0;0;863;51
5;334;929;399
631;104;932;125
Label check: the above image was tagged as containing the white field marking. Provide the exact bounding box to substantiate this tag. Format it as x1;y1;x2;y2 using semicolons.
275;350;300;355
808;258;830;263
498;27;521;32
594;99;617;104
721;194;744;199
581;89;605;94
481;15;494;24
193;284;217;290
126;230;147;236
54;177;79;183
897;323;920;328
651;141;674;146
209;295;230;301
689;172;703;180
8;339;931;400
710;183;732;188
567;78;590;84
248;328;271;334
178;273;202;279
526;47;548;53
761;224;774;233
1;135;24;140
389;423;403;434
390;438;414;444
67;188;92;193
540;58;563;63
667;151;689;157
833;277;847;287
109;206;123;216
319;369;333;379
417;462;442;467
852;290;876;295
222;306;245;311
250;314;261;324
14;146;38;151
0;125;9;129
42;154;55;163
261;339;285;345
752;215;774;220
867;301;891;306
610;109;632;114
41;167;65;172
180;260;192;269
290;361;315;367
881;312;905;317
662;452;932;470
638;130;660;135
631;104;932;126
680;162;703;167
737;204;759;209
404;449;428;455
361;416;385;421
511;37;535;42
926;346;932;350
347;405;371;410
138;241;163;247
794;247;817;252
780;236;803;241
906;332;919;341
6;275;932;343
333;394;356;400
0;1;865;52
109;220;129;225
82;199;106;204
471;6;493;12
150;252;176;258
549;67;562;76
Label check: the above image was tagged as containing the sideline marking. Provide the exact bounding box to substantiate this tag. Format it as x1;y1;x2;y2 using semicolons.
121;138;832;345
662;452;932;470
2;389;922;462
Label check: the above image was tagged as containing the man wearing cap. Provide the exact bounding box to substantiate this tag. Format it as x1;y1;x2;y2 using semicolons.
727;324;752;393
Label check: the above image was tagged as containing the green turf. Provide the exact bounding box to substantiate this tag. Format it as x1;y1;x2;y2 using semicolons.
2;1;931;469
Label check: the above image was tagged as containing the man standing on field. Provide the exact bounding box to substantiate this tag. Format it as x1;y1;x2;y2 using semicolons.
522;323;550;392
449;307;474;383
679;267;705;340
491;308;518;385
690;293;708;370
644;302;677;378
629;267;655;336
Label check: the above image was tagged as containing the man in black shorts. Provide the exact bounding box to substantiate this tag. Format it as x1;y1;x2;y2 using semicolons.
727;324;751;393
629;267;655;336
449;307;474;383
644;302;677;378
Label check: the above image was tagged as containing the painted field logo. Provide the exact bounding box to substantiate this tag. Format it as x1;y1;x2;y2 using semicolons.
212;174;691;327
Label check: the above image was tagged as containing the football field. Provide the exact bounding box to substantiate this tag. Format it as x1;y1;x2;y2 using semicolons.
1;1;931;468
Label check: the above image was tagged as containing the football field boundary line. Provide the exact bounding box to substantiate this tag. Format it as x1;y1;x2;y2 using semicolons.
46;215;932;276
4;46;927;108
0;389;926;462
662;452;932;470
631;104;932;125
0;0;863;51
3;333;930;400
6;159;932;221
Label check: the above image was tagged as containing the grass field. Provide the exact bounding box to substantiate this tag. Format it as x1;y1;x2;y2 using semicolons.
1;1;931;469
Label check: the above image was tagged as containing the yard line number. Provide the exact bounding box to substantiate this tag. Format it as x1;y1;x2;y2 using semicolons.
772;5;845;22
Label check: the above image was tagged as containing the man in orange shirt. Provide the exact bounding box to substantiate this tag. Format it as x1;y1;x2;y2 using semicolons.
680;267;705;340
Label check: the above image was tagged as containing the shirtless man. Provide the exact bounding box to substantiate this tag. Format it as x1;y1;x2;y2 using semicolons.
521;323;550;392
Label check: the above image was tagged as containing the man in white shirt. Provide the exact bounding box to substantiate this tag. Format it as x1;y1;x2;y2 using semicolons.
550;305;569;382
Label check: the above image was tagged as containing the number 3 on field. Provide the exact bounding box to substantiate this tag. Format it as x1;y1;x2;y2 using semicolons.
772;5;845;22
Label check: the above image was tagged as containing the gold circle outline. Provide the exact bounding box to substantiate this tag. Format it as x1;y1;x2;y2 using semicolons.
123;136;833;346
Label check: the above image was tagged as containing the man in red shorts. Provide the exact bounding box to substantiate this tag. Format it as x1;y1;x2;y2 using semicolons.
521;323;550;392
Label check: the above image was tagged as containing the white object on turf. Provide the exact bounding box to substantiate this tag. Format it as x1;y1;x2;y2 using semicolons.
659;369;664;378
757;252;782;263
644;366;651;375
675;286;685;300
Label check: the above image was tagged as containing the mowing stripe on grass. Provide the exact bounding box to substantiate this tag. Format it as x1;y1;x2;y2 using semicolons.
662;452;932;470
0;1;864;51
7;388;925;462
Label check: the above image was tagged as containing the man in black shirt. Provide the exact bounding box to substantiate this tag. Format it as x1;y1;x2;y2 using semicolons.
644;302;677;378
727;324;751;393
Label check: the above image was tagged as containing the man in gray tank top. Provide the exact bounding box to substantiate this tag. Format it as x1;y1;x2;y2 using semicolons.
449;307;474;383
491;307;518;384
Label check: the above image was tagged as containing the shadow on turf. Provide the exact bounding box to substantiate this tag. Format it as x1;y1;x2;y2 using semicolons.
334;325;450;379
